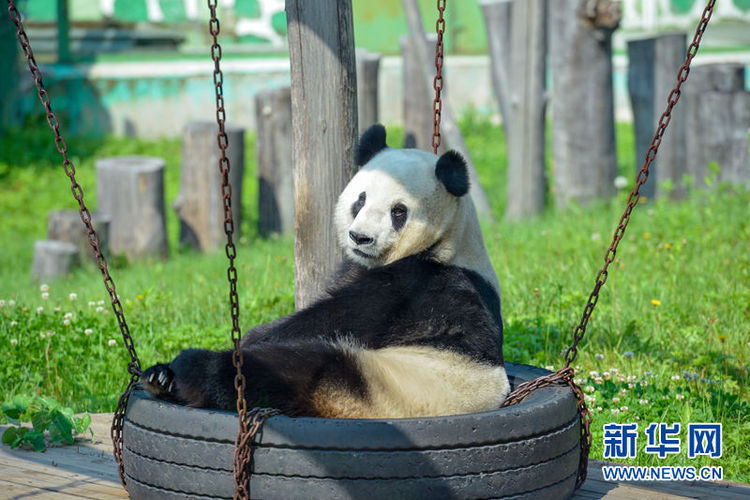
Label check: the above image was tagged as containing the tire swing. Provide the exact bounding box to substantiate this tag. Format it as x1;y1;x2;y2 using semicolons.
7;0;717;498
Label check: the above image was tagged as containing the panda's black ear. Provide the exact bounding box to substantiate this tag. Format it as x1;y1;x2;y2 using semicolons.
356;124;388;166
435;150;469;197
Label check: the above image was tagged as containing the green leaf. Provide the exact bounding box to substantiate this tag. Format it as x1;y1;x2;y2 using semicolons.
25;431;47;452
2;427;18;445
73;414;92;435
51;411;74;444
31;410;51;433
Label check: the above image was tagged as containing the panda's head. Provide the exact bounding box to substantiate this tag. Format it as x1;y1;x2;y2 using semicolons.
335;124;473;269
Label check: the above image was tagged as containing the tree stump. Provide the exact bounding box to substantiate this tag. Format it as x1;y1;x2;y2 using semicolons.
627;33;688;199
175;122;245;251
357;49;381;137
505;0;547;218
32;240;78;281
549;0;619;209
287;0;358;310
256;88;294;236
685;63;750;188
96;156;168;261
47;209;111;264
401;34;442;152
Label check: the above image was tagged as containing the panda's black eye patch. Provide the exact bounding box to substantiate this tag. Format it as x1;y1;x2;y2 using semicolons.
351;191;366;218
391;203;408;231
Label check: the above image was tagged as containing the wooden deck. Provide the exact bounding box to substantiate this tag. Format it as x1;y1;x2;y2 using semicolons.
1;414;748;499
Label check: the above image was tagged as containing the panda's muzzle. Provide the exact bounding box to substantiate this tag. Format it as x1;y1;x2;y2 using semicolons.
349;231;374;246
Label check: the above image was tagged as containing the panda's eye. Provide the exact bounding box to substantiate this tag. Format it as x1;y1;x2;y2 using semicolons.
351;191;366;218
391;203;408;231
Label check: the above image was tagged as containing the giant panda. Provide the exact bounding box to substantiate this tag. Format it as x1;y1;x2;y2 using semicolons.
141;124;509;418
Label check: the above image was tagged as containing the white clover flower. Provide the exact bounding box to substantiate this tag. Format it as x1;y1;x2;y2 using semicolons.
88;301;96;308
594;377;604;385
591;232;601;242
69;292;77;302
635;415;640;421
39;331;46;339
639;398;648;405
624;351;634;359
585;385;595;393
627;375;637;383
40;284;49;293
36;306;44;314
84;328;93;337
611;408;620;416
595;353;604;361
614;176;628;190
53;306;61;312
671;374;680;381
596;406;603;412
610;368;619;374
589;371;599;378
675;394;685;401
619;388;627;396
96;306;104;313
108;339;117;347
628;383;635;389
0;299;5;307
603;371;611;380
10;320;17;327
63;312;73;320
10;339;18;346
8;299;14;307
41;292;49;301
48;330;56;337
63;319;71;326
620;406;628;412
97;300;105;306
612;396;621;404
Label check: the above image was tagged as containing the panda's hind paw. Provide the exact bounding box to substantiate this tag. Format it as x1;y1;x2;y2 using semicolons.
140;363;178;399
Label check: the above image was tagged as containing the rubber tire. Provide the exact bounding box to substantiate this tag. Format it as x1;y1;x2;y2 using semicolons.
123;363;580;499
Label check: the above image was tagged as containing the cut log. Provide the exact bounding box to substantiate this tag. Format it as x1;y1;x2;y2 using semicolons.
685;63;750;188
549;0;619;209
175;122;245;251
505;0;547;218
32;240;78;281
479;0;512;137
96;156;168;261
48;209;110;264
256;87;294;237
356;49;382;137
287;0;358;309
401;0;493;220
401;34;443;152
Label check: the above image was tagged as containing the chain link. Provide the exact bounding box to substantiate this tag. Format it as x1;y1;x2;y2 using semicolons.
501;0;716;490
5;0;142;489
431;0;446;153
203;2;255;498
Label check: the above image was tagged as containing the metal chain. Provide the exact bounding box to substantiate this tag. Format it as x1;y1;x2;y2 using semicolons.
5;0;142;489
204;2;254;498
431;0;446;154
501;0;716;490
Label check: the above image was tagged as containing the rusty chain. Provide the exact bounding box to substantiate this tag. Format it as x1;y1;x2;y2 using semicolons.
431;0;446;154
204;2;262;498
5;0;142;489
501;0;716;490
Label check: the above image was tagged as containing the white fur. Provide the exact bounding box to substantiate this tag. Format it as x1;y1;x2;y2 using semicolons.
334;147;500;298
337;340;509;418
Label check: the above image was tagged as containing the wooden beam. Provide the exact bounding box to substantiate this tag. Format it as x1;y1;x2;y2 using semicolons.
57;0;70;63
286;0;358;309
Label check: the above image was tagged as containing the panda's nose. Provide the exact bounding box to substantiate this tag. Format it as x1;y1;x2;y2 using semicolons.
349;231;374;246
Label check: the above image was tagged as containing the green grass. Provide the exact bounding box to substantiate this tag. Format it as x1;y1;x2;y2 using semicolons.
1;118;748;481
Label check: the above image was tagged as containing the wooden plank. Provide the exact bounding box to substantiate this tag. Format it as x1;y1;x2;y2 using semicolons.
287;0;358;309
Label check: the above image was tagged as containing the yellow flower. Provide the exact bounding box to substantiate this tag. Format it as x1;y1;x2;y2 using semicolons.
643;232;651;240
664;243;672;250
651;299;661;306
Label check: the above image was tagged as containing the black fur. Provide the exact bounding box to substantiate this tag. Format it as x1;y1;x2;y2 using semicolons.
390;203;408;231
355;124;387;166
141;254;503;416
435;150;470;197
351;191;366;218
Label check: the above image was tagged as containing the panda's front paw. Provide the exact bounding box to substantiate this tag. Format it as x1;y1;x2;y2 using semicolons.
141;363;178;400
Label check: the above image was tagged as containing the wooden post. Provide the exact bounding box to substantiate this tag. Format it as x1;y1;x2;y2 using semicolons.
356;49;381;137
400;34;443;152
0;5;19;133
175;122;245;251
401;0;494;220
685;64;750;187
48;210;110;263
627;38;656;197
479;0;512;138
32;240;78;281
504;0;547;219
96;156;168;261
56;0;70;63
286;0;358;310
256;87;294;236
549;0;619;209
